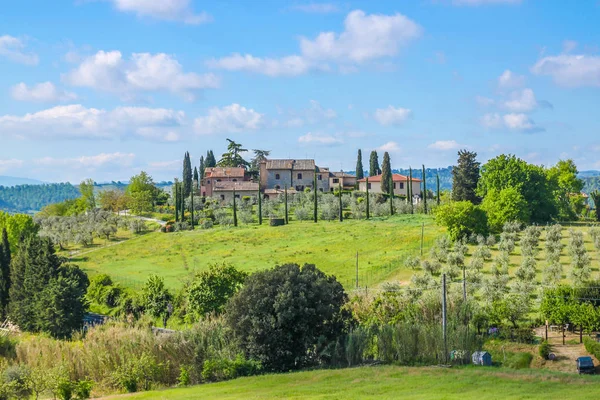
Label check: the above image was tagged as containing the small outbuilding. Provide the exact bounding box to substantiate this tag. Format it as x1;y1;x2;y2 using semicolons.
472;351;492;366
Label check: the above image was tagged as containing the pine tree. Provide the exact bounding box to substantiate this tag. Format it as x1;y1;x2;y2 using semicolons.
355;150;364;180
452;150;480;204
369;151;380;177
422;165;428;214
199;156;206;181
366;177;370;220
183;152;192;197
0;228;11;315
193;166;199;190
381;152;392;195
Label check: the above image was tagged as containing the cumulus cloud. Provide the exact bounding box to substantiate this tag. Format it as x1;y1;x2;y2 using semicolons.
105;0;211;24
0;159;24;173
480;112;544;133
503;88;540;112
427;140;465;151
0;104;186;141
298;132;343;145
497;69;525;89
11;82;77;103
0;35;39;65
35;152;135;168
531;54;600;87
373;106;412;126
64;51;219;99
290;3;340;13
209;10;421;76
452;0;521;5
194;104;264;135
377;141;401;152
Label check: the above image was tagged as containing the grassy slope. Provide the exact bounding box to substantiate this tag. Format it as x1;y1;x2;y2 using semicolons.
75;214;443;290
106;365;600;399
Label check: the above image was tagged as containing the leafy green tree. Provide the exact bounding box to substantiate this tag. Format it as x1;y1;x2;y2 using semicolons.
217;139;250;168
0;211;38;253
547;159;584;220
480;187;530;232
225;263;351;372
452;150;480;204
8;236;89;338
369;151;380;177
250;149;270;173
187;263;247;318
183;152;192;197
126;171;160;214
98;189;129;213
141;274;172;322
0;228;11;315
79;179;96;210
205;150;217;168
434;201;488;240
493;294;530;328
477;154;557;223
381;152;392;195
355;149;364;180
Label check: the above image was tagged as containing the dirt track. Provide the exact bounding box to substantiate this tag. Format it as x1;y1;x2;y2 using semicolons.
534;326;600;373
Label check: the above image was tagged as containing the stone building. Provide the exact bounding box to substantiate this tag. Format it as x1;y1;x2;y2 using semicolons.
259;159;330;192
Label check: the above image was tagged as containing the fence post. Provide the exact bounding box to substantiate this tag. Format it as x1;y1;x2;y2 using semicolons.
442;273;448;364
355;252;359;289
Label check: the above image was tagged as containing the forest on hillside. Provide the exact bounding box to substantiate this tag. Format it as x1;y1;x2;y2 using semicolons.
0;183;81;214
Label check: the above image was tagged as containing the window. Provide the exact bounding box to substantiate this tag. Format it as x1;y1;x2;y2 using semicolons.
275;185;281;189
220;195;225;200
232;179;237;182
235;194;240;199
216;179;221;182
318;174;322;180
393;183;396;189
319;188;323;192
207;180;211;184
333;178;339;184
275;173;280;180
297;173;303;179
400;182;404;189
367;183;372;189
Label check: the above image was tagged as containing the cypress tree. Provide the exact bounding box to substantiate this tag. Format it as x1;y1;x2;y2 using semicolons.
284;186;289;224
233;188;238;227
389;173;394;216
422;165;428;214
313;170;318;223
338;181;343;222
258;188;262;225
451;150;480;204
180;183;186;223
369;151;380;177
199;156;206;181
437;173;441;205
366;177;370;220
193;166;199;190
206;150;216;168
183;152;192;197
190;189;195;228
355;150;364;180
0;228;11;315
409;168;414;214
381;152;392;195
174;179;179;222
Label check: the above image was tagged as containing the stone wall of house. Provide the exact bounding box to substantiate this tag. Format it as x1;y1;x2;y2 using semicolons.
265;170;329;192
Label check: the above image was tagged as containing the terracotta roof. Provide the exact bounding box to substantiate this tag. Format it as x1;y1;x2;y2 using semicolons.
265;159;315;170
204;167;246;178
213;181;258;191
357;173;422;183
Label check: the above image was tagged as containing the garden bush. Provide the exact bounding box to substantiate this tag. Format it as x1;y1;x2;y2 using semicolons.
538;340;551;359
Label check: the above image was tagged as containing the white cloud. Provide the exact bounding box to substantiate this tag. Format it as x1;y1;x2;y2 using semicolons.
531;54;600;87
497;69;525;89
298;132;343;145
64;51;219;99
11;82;77;103
0;35;39;65
562;40;578;54
300;10;422;63
503;88;539;112
209;10;421;76
0;159;24;173
481;112;543;133
428;140;465;151
206;53;318;77
452;0;521;5
36;152;135;168
106;0;211;24
373;106;412;126
290;3;340;13
377;141;401;152
0;104;186;141
194;104;264;135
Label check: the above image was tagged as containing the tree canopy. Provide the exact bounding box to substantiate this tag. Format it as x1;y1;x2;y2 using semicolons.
369;151;380;177
355;149;364;180
217;139;250;168
452;150;480;204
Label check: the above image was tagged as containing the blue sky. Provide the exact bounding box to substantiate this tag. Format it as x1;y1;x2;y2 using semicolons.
1;0;600;183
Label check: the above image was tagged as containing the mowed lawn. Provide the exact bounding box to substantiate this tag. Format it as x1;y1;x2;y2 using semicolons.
105;365;600;399
74;214;443;290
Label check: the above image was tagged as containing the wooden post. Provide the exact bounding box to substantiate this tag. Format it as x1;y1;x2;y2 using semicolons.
365;177;370;220
436;173;441;206
190;189;194;228
258;173;262;225
389;173;394;216
409;168;414;214
442;274;448;364
313;169;318;223
232;187;238;227
284;185;289;224
422;165;428;214
338;181;343;222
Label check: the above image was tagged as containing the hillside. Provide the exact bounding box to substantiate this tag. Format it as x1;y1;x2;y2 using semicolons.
0;175;45;187
0;183;80;214
72;214;443;290
105;365;600;399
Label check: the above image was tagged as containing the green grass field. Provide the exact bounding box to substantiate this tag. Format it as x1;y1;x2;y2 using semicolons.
74;214;444;290
105;365;600;399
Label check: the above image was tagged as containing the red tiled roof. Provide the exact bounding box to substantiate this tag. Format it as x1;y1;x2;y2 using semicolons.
357;173;422;183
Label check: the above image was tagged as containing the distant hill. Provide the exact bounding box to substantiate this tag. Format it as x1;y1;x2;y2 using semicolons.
0;183;80;214
0;176;45;187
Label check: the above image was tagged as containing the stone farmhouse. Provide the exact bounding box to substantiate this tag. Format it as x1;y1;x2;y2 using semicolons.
329;172;357;192
259;159;330;193
357;174;422;198
201;167;258;201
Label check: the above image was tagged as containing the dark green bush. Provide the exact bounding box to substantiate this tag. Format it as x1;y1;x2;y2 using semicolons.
583;337;600;360
539;340;551;359
201;356;261;382
503;352;533;369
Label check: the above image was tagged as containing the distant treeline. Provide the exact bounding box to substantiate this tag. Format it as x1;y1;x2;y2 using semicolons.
0;183;81;213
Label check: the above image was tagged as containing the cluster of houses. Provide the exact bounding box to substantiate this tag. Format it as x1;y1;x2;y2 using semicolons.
200;158;422;202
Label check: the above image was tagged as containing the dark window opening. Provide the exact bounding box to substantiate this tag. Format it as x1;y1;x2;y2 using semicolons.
333;178;339;184
275;174;280;180
297;173;303;179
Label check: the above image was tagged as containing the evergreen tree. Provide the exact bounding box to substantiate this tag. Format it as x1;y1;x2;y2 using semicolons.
389;173;394;216
0;228;11;315
409;168;414;214
205;150;216;168
369;151;380;177
173;179;179;222
217;139;250;168
258;188;263;225
452;150;481;204
193;166;199;190
190;189;195;228
338;181;343;222
355;150;364;180
199;156;206;181
381;152;392;195
437;173;441;205
183;152;192;197
365;177;370;219
422;165;428;214
232;188;238;227
284;186;289;224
